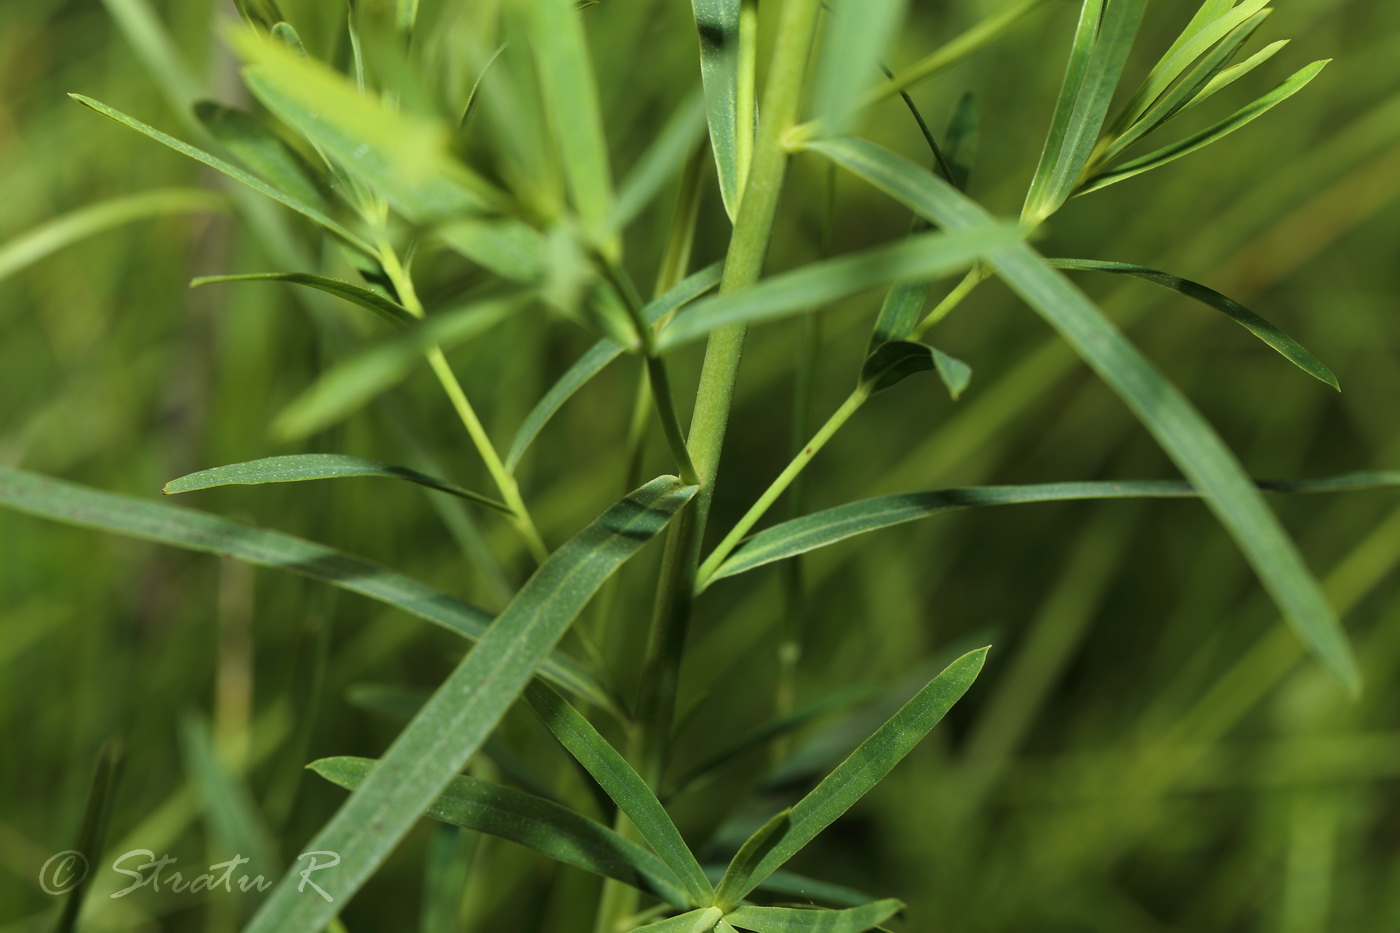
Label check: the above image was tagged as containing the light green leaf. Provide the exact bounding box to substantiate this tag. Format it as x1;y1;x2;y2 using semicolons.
1021;0;1145;224
274;296;518;441
522;0;615;247
436;218;548;284
726;900;904;933
721;648;988;903
713;809;789;910
810;0;908;135
1051;258;1339;389
0;466;612;708
270;20;307;57
525;684;713;906
311;757;691;908
242;476;696;933
67;94;373;255
631;907;722;933
690;0;742;219
506;263;723;471
1078;60;1331;196
0;189;224;286
194;101;325;208
656;226;1018;351
790;126;1365;693
190;271;416;327
610;90;709;233
1175;39;1289;119
163;454;510;513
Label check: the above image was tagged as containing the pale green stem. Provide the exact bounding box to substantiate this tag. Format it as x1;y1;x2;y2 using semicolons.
378;246;549;564
696;386;868;590
633;0;827;788
912;265;989;339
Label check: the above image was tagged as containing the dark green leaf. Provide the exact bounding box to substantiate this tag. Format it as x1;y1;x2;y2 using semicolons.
690;0;742;219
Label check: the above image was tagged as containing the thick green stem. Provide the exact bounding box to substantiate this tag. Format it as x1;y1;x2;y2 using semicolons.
696;386;868;590
633;0;826;788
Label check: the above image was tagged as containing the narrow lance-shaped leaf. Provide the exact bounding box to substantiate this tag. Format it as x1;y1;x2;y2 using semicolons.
0;466;613;709
242;476;697;933
656;225;1019;351
194;101;325;208
525;684;712;905
190;271;416;327
720;647;988;904
809;0;908;135
717;868;878;909
711;474;1400;583
51;741;122;933
311;757;691;908
1051;258;1339;389
1174;39;1289;119
801;134;1364;692
726;900;905;933
631;907;722;933
507;263;723;471
1078;60;1331;196
67;95;374;256
690;0;742;219
164;454;511;513
714;809;789;910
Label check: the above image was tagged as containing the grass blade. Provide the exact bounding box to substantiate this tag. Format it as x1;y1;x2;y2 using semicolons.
242;476;696;933
809;0;908;135
786;129;1363;693
1051;258;1339;389
0;189;224;285
50;741;122;933
690;0;742;219
721;648;988;903
68;94;374;256
190;271;416;327
711;474;1400;583
525;683;713;906
506;263;723;471
726;900;904;933
1078;60;1331;196
311;757;691;908
179;715;280;873
1021;0;1145;224
0;466;612;708
944;91;979;192
163;454;510;513
655;226;1018;351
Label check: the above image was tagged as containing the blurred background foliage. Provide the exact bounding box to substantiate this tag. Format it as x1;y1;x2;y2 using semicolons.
3;0;1400;930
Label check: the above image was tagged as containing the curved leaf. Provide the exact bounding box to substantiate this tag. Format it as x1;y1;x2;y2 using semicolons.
1051;258;1338;389
243;476;697;933
726;900;904;933
0;466;611;708
311;756;690;908
163;454;509;513
190;272;416;327
858;340;971;400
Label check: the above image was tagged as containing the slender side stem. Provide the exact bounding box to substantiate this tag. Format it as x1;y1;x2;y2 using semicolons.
912;265;989;338
379;246;550;563
696;386;868;590
634;0;828;789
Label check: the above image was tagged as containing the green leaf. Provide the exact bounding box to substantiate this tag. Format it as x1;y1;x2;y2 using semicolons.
436;218;548;284
793;127;1365;693
1051;258;1339;389
713;809;789;910
179;715;280;873
67;94;374;255
506;263;723;471
726;869;878;909
270;20;307;57
0;466;612;708
656;226;1018;351
867;274;928;351
631;908;723;933
1021;0;1145;224
810;0;908;135
242;476;696;933
858;340;971;400
194;101;325;208
1175;39;1289;119
712;474;1400;583
721;648;988;904
163;454;511;513
610;90;709;233
190;271;416;327
943;91;979;192
525;684;713;906
1078;60;1331;196
310;757;691;908
274;296;518;441
726;900;904;933
690;0;742;219
230;29;502;223
0;189;224;285
51;741;122;933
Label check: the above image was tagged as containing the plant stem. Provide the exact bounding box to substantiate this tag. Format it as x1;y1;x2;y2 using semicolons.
378;246;550;564
633;0;827;788
912;265;989;338
696;386;868;590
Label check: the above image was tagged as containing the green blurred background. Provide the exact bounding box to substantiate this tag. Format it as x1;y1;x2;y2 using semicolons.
3;0;1400;930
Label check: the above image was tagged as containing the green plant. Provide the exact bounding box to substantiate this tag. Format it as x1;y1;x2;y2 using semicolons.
4;0;1398;931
